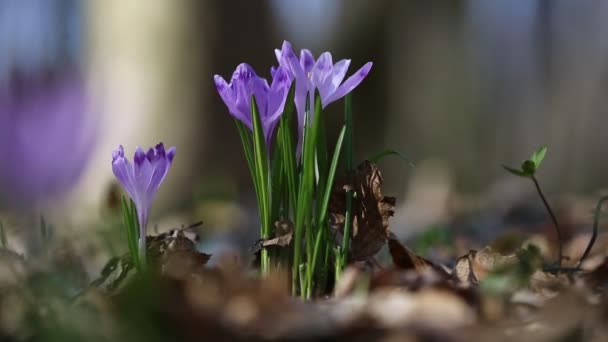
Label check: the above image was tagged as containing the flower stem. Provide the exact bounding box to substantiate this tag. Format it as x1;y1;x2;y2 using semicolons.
137;212;147;269
531;175;562;267
338;93;354;277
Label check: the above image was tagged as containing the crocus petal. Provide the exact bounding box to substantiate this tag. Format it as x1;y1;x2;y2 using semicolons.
213;75;236;110
300;49;315;74
166;146;176;162
133;147;153;201
145;144;170;196
112;151;136;199
323;62;373;106
266;66;291;123
312;52;333;86
312;52;334;101
329;59;351;94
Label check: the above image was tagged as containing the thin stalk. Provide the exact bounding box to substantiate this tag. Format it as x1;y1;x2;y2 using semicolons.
235;120;259;193
137;210;147;269
340;194;354;269
319;234;331;294
292;94;315;294
315;115;329;217
339;93;355;276
577;195;608;268
299;264;307;297
334;246;342;279
531;175;562;267
271;142;285;223
251;97;271;274
121;197;140;271
279;85;298;216
308;126;346;297
293;93;322;296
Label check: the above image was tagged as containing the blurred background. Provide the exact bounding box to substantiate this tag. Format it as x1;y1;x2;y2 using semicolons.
1;0;608;259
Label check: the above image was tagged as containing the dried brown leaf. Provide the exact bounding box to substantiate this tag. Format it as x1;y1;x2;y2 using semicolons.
387;233;443;274
262;232;293;248
330;161;396;260
453;247;519;284
583;256;608;291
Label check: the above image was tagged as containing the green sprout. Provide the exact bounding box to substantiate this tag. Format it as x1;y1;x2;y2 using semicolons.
502;145;563;268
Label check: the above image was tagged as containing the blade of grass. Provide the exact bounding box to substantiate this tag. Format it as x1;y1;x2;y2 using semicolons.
278;84;298;216
308;126;346;298
271;139;284;221
251;96;271;274
305;96;323;293
235;120;260;200
315;113;329;219
369;149;415;167
339;93;355;277
129;199;145;268
292;93;319;295
121;196;140;270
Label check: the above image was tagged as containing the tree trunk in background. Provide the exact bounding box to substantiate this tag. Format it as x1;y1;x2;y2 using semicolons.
62;0;210;225
386;1;608;195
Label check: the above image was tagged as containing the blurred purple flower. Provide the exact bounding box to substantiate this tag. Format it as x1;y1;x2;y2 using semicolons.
112;143;176;257
0;68;93;207
214;63;291;149
275;40;373;156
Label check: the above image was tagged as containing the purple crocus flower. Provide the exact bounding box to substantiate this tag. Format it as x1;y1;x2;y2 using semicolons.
0;68;93;207
214;63;291;150
275;40;373;157
111;143;176;262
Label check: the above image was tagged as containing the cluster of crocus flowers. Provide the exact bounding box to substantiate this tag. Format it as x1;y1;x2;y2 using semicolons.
214;40;372;293
111;143;176;265
215;40;372;157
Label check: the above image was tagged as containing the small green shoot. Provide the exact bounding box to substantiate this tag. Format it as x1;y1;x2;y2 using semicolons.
502;145;563;268
502;145;547;178
121;196;141;271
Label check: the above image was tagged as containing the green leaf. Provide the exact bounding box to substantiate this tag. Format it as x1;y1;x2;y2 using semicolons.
315;114;329;222
292;93;319;295
339;93;355;276
270;142;285;221
309;125;346;295
502;164;530;177
235;119;258;193
121;196;140;271
521;160;536;175
369;149;415;167
251;96;271;274
344;93;353;171
317;126;346;233
278;84;298;216
530;145;547;168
